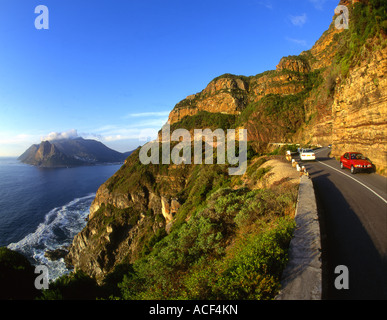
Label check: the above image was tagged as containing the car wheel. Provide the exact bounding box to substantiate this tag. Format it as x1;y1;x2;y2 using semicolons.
351;165;356;174
340;162;344;169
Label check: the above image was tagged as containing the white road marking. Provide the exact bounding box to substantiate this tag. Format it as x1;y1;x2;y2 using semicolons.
315;159;387;205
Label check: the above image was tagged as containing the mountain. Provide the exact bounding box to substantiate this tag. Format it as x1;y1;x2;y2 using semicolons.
51;0;386;298
168;0;387;175
18;137;133;167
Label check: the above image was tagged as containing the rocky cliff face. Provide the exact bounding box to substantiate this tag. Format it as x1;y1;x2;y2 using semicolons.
67;0;387;283
330;44;387;173
167;58;310;127
167;75;249;125
67;149;191;282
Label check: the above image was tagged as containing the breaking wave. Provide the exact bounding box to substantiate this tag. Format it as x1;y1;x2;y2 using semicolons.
8;194;95;282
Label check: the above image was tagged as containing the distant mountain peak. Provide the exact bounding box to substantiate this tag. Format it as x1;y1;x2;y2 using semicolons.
18;138;133;168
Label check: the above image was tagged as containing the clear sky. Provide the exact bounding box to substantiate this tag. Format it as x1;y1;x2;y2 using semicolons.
0;0;338;156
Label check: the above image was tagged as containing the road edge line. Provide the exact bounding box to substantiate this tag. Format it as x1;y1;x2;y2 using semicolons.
316;160;387;204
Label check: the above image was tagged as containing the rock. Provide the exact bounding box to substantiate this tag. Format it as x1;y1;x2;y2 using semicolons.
168;75;249;125
330;44;387;175
276;56;310;73
44;248;68;261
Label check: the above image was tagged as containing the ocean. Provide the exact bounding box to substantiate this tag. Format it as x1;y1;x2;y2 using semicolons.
0;157;121;281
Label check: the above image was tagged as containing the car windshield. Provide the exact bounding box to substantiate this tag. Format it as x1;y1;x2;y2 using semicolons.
351;153;366;160
303;149;314;153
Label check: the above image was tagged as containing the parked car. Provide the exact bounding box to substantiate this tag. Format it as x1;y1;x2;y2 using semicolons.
340;152;372;174
300;149;316;161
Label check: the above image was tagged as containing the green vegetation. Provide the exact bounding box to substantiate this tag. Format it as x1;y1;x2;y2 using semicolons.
236;68;323;141
214;218;295;300
262;93;305;119
239;92;306;144
38;271;101;300
0;247;103;300
211;73;250;83
0;247;39;299
116;185;296;300
170;110;237;131
335;0;387;77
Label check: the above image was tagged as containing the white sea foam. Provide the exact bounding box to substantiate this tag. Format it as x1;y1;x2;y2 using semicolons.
8;193;95;281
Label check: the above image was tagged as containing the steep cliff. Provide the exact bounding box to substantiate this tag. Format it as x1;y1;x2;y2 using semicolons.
67;0;387;287
67;147;193;281
168;59;310;127
167;75;249;125
330;40;387;173
304;0;387;174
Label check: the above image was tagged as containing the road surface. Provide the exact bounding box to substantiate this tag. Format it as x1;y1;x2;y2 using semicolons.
297;147;387;300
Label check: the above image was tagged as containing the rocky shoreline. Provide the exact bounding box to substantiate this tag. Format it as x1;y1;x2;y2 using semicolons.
44;247;73;269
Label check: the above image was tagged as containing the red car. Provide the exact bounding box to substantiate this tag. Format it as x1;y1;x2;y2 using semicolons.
340;152;373;174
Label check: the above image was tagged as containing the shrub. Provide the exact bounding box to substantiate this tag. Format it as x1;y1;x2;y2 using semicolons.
0;247;38;300
215;217;295;300
38;271;101;300
117;182;297;300
335;0;387;77
171;111;236;131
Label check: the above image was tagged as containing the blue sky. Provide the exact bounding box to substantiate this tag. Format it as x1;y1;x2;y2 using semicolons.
0;0;338;156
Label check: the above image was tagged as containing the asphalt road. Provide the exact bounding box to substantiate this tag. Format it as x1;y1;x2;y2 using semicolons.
297;147;387;300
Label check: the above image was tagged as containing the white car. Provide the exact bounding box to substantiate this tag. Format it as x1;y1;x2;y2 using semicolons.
300;149;316;161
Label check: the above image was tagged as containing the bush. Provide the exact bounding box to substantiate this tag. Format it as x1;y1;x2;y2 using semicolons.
216;217;295;300
39;271;101;300
171;111;236;131
180;262;219;299
116;183;297;300
335;0;387;77
0;247;39;300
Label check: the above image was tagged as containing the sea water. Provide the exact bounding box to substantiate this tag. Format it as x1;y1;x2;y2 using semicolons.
0;157;121;281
